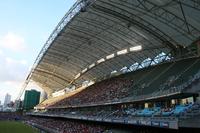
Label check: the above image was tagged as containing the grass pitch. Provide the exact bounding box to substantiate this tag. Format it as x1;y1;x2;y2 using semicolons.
0;121;39;133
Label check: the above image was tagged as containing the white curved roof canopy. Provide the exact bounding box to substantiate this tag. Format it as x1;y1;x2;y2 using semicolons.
18;0;200;96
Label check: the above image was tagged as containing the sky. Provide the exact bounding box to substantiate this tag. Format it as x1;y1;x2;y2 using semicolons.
0;0;76;104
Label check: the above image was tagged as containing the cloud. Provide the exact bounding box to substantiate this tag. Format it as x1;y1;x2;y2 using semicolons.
0;54;31;101
0;81;23;102
0;32;29;102
0;49;3;55
0;32;32;102
0;32;26;52
0;55;29;83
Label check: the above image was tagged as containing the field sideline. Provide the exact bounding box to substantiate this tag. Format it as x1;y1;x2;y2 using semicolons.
0;121;39;133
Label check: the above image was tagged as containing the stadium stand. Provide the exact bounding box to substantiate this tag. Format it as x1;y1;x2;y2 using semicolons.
26;117;107;133
0;112;23;121
28;56;200;130
41;57;200;108
15;0;200;132
37;86;88;108
34;100;200;118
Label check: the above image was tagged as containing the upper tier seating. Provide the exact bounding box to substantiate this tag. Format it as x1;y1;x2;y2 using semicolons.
46;57;200;108
36;86;87;108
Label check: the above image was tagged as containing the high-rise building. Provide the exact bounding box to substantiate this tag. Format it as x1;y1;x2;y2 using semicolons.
4;93;11;107
23;90;40;110
14;99;22;111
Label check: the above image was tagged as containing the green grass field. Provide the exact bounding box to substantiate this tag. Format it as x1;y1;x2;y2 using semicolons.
0;121;39;133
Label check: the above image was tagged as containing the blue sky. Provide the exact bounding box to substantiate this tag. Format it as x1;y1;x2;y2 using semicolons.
0;0;76;103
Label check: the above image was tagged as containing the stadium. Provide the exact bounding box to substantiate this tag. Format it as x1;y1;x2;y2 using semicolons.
1;0;200;132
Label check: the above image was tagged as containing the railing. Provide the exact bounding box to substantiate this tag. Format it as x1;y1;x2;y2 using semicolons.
25;121;60;133
28;112;179;129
